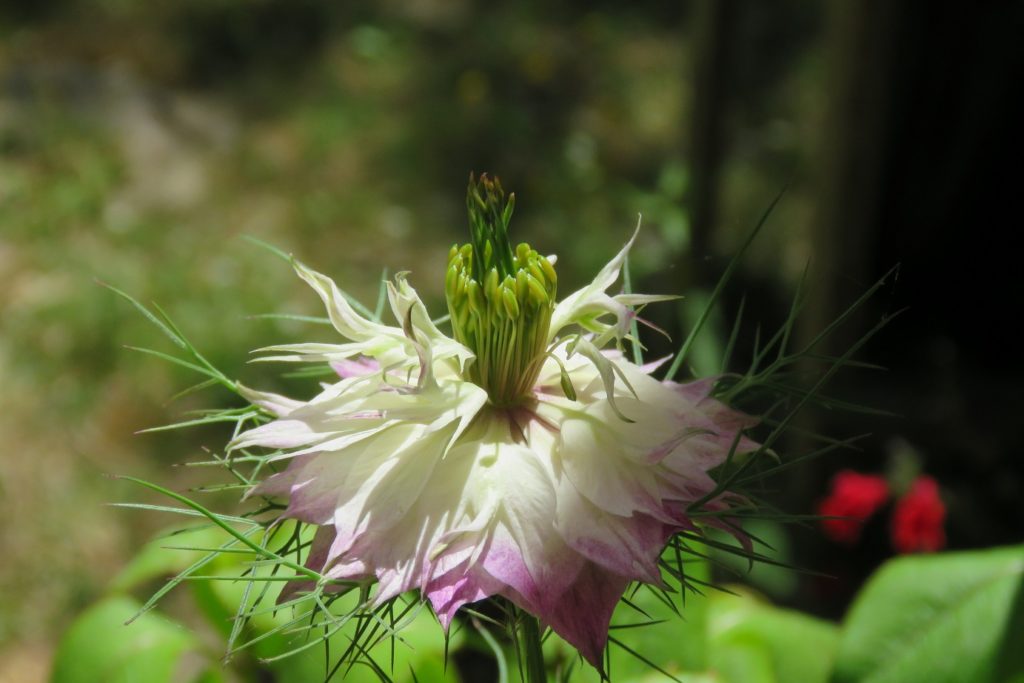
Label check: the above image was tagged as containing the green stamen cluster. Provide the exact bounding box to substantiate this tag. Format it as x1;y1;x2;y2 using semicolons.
446;174;557;407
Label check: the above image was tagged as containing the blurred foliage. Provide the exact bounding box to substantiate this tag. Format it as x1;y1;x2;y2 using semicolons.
55;526;463;683
831;545;1024;683
54;523;835;683
7;1;1017;682
1;1;814;663
53;518;1023;682
50;596;225;683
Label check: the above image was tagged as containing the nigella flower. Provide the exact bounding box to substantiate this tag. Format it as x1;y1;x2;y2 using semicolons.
231;175;759;667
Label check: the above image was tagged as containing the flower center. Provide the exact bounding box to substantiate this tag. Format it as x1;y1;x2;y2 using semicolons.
445;174;557;407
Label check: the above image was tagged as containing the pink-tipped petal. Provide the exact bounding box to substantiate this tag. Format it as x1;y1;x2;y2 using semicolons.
540;562;630;670
331;357;381;378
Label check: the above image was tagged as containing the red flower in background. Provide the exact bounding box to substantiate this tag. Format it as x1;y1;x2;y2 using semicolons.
818;470;890;545
891;476;946;553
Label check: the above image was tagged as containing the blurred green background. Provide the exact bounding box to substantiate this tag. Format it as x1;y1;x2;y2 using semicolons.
2;1;1022;681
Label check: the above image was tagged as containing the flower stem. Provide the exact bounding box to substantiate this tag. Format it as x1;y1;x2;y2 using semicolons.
520;612;547;683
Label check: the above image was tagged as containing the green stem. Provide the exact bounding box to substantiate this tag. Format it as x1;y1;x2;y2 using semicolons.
520;613;547;683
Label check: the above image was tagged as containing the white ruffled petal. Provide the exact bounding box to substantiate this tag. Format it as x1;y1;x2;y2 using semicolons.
294;260;401;343
548;223;638;341
236;383;304;417
387;274;475;370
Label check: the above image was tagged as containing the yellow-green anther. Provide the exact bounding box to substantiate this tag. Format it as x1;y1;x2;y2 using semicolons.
527;260;547;288
485;267;499;301
501;287;520;319
466;280;484;316
448;244;458;261
446;264;459;294
515;269;529;301
516;242;531;262
539;256;557;287
525;273;549;305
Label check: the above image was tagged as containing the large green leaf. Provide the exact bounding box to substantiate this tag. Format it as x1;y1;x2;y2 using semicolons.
831;544;1024;683
51;596;223;683
707;589;838;683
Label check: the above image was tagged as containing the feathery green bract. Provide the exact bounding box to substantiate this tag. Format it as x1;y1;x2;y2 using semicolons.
665;185;787;382
108;275;448;682
638;190;896;656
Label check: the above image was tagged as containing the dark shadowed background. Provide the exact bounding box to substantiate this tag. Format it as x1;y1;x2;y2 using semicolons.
1;1;1022;681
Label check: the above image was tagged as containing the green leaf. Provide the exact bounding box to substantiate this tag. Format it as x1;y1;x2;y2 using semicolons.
707;589;838;683
831;544;1024;683
110;526;236;592
51;597;221;683
708;632;775;683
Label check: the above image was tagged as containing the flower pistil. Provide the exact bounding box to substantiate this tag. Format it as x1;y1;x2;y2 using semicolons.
446;173;558;406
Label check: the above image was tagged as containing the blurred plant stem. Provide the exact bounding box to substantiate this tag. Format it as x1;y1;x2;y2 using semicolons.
519;613;547;683
686;0;737;275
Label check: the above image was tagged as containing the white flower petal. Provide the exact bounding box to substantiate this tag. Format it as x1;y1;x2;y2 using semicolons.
236;383;304;417
554;477;666;584
294;260;400;343
387;274;474;369
254;340;411;370
548;222;639;341
231;419;322;451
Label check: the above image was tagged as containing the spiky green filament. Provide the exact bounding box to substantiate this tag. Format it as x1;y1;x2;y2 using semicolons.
466;172;517;282
447;175;557;407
